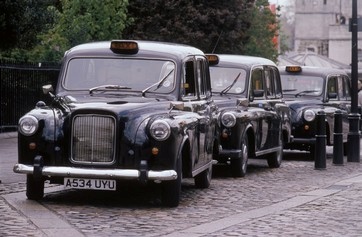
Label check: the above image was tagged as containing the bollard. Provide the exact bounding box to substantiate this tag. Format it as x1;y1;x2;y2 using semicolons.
347;113;361;162
333;110;343;165
315;111;326;170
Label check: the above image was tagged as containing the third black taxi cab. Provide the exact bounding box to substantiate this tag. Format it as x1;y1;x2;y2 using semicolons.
279;65;351;159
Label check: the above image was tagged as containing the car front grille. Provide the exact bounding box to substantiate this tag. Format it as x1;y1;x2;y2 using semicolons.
71;114;116;164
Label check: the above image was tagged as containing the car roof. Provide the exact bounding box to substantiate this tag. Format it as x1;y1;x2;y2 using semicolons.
278;66;349;78
64;40;205;60
208;54;277;68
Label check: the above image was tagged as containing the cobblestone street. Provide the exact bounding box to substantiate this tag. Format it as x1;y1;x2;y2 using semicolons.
2;133;362;236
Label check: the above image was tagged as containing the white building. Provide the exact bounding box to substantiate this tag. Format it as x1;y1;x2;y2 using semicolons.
294;0;362;67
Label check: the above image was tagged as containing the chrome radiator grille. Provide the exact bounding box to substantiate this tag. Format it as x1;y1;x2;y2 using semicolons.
71;114;116;164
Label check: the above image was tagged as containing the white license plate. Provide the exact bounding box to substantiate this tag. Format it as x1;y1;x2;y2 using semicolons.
64;178;116;191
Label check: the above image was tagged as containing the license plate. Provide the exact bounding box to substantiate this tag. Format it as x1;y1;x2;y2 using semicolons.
64;178;116;191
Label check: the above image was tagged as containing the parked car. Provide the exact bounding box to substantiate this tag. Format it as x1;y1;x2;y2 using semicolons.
14;40;218;207
206;54;292;177
279;65;351;159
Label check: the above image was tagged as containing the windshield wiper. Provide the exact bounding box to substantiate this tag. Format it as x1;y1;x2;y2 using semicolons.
220;72;241;95
294;90;319;97
89;84;131;94
142;69;174;97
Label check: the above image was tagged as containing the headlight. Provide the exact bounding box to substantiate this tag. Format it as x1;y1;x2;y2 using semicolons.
150;120;171;141
221;112;236;128
303;109;316;122
19;115;39;136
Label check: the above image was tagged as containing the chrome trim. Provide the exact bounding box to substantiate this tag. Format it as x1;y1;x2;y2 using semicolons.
13;164;177;181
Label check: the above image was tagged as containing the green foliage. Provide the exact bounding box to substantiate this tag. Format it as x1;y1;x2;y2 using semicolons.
124;0;254;54
243;0;279;61
30;0;130;62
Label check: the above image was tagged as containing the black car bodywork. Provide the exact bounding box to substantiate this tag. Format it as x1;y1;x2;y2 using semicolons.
14;40;218;207
279;66;351;159
207;54;292;177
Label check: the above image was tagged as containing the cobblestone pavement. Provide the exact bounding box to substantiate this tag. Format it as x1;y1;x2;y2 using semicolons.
1;133;362;236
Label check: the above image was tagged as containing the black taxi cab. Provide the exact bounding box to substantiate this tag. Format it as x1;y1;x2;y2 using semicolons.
206;54;292;177
14;40;218;207
279;65;351;159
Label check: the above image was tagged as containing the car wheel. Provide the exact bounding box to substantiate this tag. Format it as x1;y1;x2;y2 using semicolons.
231;135;248;177
26;174;44;200
309;144;316;161
194;164;212;188
161;158;181;207
267;145;283;168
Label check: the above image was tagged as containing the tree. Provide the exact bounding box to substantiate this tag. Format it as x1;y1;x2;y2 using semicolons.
0;0;59;59
29;0;131;62
123;0;254;54
242;0;279;61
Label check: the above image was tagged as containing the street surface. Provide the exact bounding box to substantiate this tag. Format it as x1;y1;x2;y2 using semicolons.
1;132;362;236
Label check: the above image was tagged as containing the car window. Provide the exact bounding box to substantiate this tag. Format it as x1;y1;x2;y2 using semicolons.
281;75;324;97
182;60;197;99
327;76;339;100
251;68;264;98
197;58;207;98
63;58;176;94
209;67;247;94
265;67;276;98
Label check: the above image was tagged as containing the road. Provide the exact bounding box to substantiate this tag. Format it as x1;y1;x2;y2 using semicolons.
1;132;362;236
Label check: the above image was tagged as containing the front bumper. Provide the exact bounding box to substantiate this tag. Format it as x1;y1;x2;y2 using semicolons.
218;149;242;159
13;164;178;181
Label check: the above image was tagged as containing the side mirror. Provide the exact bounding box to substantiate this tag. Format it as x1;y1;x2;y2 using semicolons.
253;89;264;97
328;92;338;99
42;84;54;95
236;98;249;107
169;101;185;111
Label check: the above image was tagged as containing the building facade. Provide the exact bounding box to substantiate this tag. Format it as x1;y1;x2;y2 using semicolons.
295;0;362;66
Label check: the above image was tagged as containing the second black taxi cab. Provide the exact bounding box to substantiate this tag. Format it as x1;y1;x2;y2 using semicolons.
279;65;351;159
207;54;292;177
14;40;218;207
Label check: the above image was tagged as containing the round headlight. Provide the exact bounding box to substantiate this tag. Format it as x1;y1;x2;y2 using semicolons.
150;120;171;141
303;109;316;122
221;112;236;128
19;115;39;136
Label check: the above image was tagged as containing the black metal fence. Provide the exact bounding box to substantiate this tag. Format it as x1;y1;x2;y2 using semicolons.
0;60;60;133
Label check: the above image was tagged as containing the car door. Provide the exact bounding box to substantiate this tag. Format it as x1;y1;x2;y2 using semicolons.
249;66;279;151
181;58;213;169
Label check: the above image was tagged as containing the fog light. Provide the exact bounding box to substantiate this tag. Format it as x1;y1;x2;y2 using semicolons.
304;125;310;131
152;147;159;155
29;142;36;150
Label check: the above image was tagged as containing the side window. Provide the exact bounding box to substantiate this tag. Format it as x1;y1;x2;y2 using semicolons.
327;76;338;100
197;59;206;98
182;60;196;98
341;76;351;100
251;68;264;98
264;67;276;98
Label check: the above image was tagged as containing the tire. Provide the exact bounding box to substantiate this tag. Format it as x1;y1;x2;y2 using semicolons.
267;146;283;168
194;164;212;189
231;135;248;177
161;158;182;207
267;133;283;168
26;174;44;200
309;145;316;161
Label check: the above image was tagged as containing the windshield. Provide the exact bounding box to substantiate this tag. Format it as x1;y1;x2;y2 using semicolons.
63;58;176;94
281;75;324;97
209;67;247;95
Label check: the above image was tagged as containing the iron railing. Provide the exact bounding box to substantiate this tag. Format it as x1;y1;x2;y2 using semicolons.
0;60;60;132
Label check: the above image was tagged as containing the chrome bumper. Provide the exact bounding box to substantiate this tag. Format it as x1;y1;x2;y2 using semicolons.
13;164;178;181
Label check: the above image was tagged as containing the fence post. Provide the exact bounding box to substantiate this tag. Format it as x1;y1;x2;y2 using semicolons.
333;110;343;165
315;110;326;170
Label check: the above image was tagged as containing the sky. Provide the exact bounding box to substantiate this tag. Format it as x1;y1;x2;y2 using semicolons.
269;0;290;6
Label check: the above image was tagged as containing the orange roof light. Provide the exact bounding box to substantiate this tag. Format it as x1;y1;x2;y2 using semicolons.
110;40;139;54
206;54;219;65
285;66;302;73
